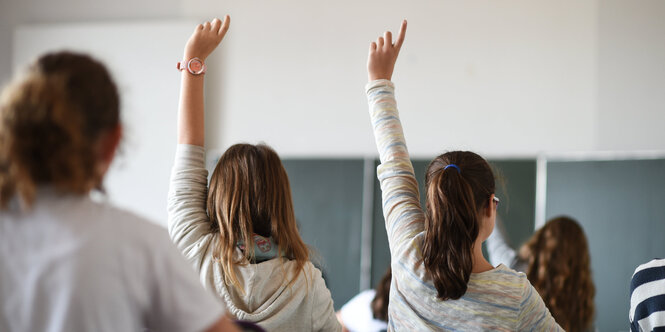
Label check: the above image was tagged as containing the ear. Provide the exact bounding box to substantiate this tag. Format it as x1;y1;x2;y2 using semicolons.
483;194;495;218
96;124;123;176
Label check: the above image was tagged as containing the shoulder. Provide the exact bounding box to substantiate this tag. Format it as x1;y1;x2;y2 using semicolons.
632;258;665;282
85;198;174;251
469;265;530;308
298;261;333;299
631;258;665;301
630;258;665;316
473;264;528;286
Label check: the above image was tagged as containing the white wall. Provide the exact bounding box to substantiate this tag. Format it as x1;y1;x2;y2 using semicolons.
597;0;665;151
0;0;182;85
5;1;664;159
190;0;600;158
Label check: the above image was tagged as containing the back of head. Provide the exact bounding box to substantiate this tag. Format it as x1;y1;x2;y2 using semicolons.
520;216;595;332
423;151;495;300
207;143;309;289
371;267;392;322
0;52;120;209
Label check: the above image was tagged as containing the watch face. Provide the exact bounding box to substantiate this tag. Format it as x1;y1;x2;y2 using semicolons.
188;59;204;74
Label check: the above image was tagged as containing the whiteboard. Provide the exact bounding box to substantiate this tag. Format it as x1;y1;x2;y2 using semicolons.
13;21;197;226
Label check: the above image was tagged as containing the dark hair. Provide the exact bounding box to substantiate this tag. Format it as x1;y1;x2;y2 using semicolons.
371;267;392;321
0;51;120;208
207;143;309;292
519;216;595;332
422;151;495;300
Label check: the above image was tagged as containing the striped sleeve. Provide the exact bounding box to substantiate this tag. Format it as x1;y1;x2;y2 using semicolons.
366;79;425;259
630;258;665;332
517;279;562;331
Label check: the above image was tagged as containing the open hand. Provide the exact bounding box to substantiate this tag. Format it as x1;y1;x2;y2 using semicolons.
184;16;230;61
367;20;407;82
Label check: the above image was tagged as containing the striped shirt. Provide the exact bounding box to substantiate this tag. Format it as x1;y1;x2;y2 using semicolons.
366;79;562;331
630;258;665;331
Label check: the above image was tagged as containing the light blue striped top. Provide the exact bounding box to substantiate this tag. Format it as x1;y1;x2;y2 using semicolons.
366;79;562;331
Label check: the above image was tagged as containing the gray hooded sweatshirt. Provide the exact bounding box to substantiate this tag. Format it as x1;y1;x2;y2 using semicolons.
168;144;341;332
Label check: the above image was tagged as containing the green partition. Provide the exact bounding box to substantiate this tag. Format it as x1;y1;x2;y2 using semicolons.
546;159;665;331
282;159;365;310
491;160;538;248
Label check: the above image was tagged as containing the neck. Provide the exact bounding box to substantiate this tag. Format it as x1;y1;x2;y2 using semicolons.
471;237;493;273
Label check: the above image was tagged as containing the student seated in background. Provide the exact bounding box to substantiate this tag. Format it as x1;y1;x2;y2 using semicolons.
0;52;237;332
486;216;596;332
337;268;391;332
168;16;340;332
630;258;665;331
364;20;562;330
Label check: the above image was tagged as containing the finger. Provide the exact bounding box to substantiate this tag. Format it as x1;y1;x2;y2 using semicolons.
384;31;392;48
395;19;407;51
196;23;204;31
211;18;221;32
369;41;377;52
377;36;384;48
203;21;211;30
218;15;231;37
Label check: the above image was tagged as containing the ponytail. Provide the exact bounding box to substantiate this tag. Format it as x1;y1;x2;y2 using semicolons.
422;151;495;300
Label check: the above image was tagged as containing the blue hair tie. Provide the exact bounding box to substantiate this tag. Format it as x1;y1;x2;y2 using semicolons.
444;164;461;173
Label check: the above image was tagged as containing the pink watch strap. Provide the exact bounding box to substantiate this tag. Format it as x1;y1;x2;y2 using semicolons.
176;58;206;75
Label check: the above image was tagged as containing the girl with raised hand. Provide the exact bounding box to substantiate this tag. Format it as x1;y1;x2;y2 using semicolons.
168;17;340;332
0;53;237;332
365;21;563;331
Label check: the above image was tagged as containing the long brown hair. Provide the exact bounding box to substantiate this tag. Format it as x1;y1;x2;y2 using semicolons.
520;216;595;332
0;52;120;209
423;151;495;300
371;267;392;322
207;143;309;291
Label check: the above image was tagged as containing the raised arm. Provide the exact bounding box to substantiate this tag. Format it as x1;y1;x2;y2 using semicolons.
366;21;426;260
178;16;230;146
168;17;230;266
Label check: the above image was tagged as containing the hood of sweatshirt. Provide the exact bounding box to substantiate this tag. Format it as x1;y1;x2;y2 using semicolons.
212;255;320;323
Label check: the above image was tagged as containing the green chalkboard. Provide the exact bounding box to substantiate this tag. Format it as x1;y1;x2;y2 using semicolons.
282;159;365;310
491;160;538;249
546;159;665;331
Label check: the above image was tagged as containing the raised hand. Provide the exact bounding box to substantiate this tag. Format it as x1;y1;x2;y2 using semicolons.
367;20;407;82
177;16;230;147
184;16;231;61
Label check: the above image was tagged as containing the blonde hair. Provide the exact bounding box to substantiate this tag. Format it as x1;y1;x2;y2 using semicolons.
519;216;595;332
0;52;119;209
207;143;309;291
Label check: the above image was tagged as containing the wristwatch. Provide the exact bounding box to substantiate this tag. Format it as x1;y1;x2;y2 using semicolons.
177;57;206;75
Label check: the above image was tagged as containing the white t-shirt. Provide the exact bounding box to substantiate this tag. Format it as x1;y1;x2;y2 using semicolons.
339;290;388;332
0;189;225;332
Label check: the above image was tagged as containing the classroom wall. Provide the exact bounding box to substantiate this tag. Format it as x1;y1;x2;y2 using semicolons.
597;0;665;151
188;0;600;158
3;0;664;157
0;0;182;84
